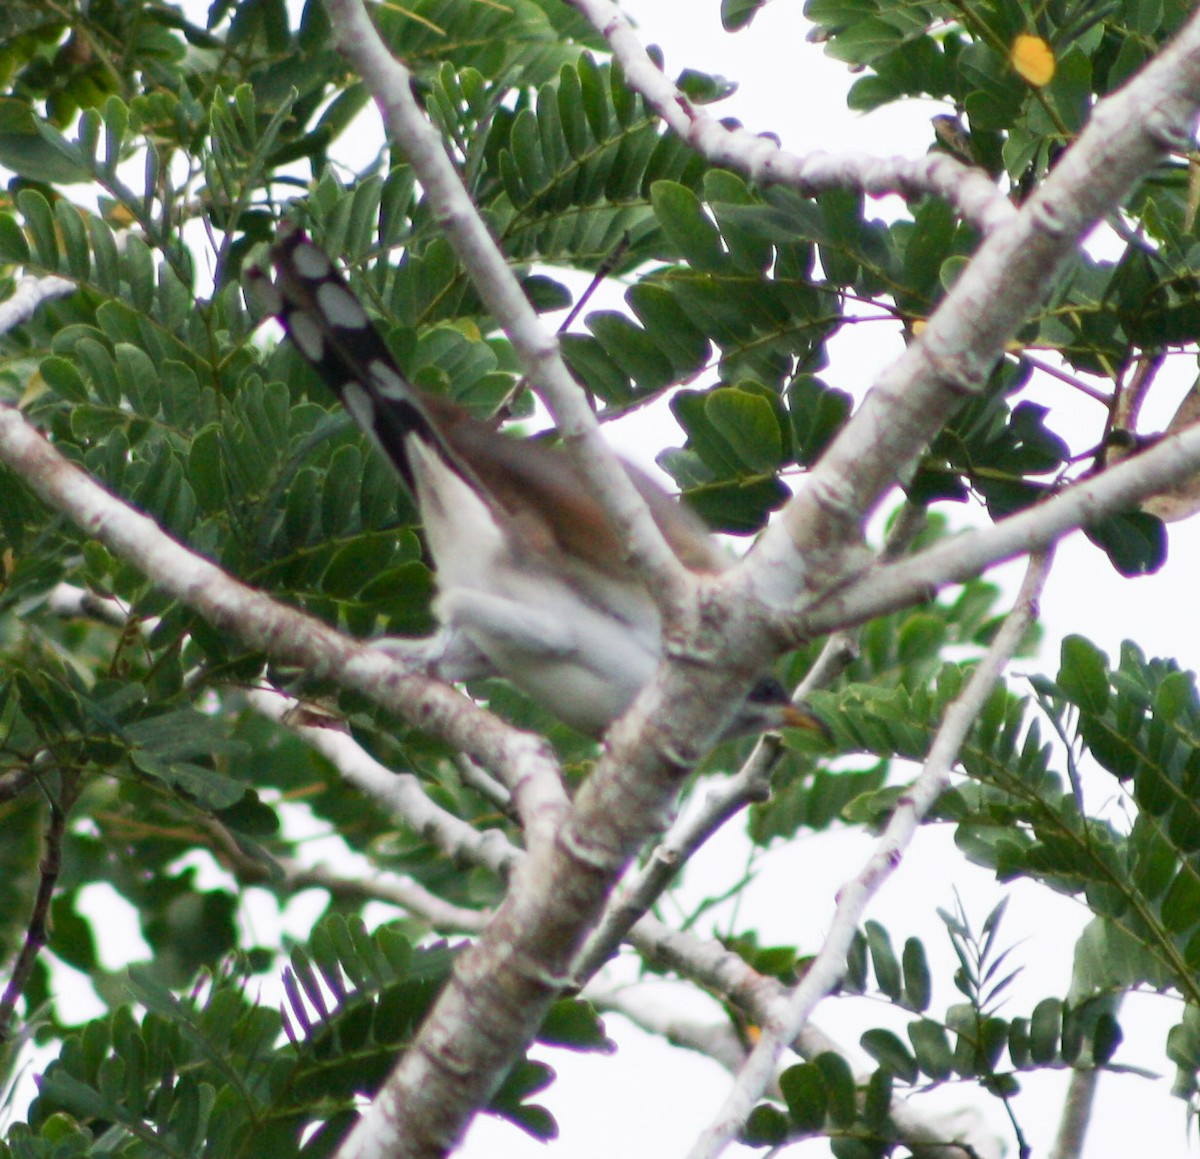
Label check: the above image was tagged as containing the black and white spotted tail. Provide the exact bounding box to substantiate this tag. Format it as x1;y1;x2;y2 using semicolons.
253;223;446;498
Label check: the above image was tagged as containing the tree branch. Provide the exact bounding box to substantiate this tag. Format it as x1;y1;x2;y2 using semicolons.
746;7;1200;607
278;860;490;935
572;503;925;982
44;582;135;628
569;631;853;984
0;402;562;819
244;687;520;879
798;421;1200;638
564;0;1016;236
626;914;992;1158
689;551;1052;1157
320;0;692;613
0;275;74;336
585;982;752;1076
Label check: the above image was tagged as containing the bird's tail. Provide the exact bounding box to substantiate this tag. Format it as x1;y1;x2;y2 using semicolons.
251;222;439;497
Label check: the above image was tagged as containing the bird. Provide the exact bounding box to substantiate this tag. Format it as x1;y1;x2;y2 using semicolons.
251;223;826;741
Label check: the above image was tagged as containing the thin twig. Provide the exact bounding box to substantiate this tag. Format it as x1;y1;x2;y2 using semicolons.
562;0;1016;236
688;550;1053;1158
245;687;521;879
0;774;75;1047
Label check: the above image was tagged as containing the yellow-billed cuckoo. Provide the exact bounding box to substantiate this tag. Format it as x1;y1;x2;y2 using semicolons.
252;224;825;741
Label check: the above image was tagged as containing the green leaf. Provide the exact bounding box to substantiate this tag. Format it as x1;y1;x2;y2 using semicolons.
908;1018;953;1079
1092;1012;1123;1065
538;999;613;1051
721;0;765;31
322;537;394;599
214;791;280;837
901;937;931;1012
586;311;675;392
49;895;99;973
1084;510;1167;577
87;214;120;292
789;375;851;465
897;614;947;665
704;387;784;474
561;333;632;404
824;18;906;67
1057;635;1110;713
1160;867;1200;934
1009;1017;1031;1067
779;1062;826;1132
17;188;58;270
54;200;89;278
1029;997;1062;1064
651;181;726;273
860;1028;918;1082
40;356;89;403
812;1052;856;1128
626;282;710;376
681;474;789;534
742;1103;789;1145
0;212;30;262
861;1066;892;1128
0;99;89;184
865;920;901;1001
321;444;363;538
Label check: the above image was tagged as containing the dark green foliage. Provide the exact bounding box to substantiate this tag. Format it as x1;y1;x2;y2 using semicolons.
8;919;607;1155
745;908;1127;1150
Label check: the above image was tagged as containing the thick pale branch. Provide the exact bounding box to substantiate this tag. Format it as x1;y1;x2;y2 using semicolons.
747;7;1200;608
585;983;751;1076
689;552;1052;1158
573;505;925;980
279;861;490;934
798;422;1200;637
571;633;853;983
564;0;1015;235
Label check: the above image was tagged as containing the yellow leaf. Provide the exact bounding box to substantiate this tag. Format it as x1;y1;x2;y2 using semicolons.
19;369;48;408
1011;34;1055;87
